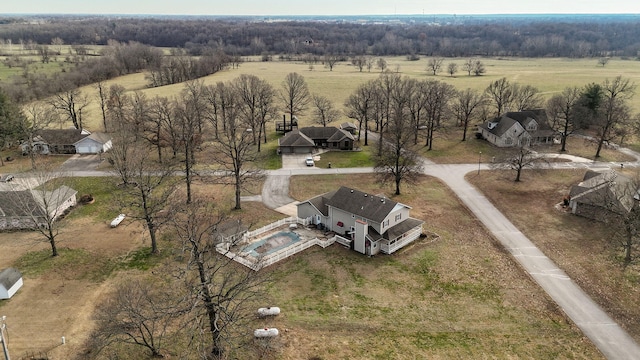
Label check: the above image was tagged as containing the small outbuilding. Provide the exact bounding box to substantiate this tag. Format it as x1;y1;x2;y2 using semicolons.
0;268;23;299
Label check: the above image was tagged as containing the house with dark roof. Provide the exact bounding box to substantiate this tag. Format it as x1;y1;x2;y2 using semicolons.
477;109;556;148
0;185;77;230
0;267;23;299
278;130;316;154
21;129;112;155
568;169;639;221
297;186;424;255
299;126;355;150
340;122;357;135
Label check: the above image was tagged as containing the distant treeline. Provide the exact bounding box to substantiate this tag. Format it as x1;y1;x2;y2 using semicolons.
1;16;640;58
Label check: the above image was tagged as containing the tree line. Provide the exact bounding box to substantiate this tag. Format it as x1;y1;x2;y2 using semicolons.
1;15;640;59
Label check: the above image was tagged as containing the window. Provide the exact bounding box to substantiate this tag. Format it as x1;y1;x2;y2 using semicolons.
527;122;537;131
395;213;402;221
505;137;513;145
383;219;389;227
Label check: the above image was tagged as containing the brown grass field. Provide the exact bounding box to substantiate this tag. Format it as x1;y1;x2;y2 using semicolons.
17;55;640;133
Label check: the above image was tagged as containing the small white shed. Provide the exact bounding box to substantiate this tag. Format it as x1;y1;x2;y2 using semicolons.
0;268;23;299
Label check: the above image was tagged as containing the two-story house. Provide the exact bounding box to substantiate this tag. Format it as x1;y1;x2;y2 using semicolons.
477;109;556;147
297;186;424;255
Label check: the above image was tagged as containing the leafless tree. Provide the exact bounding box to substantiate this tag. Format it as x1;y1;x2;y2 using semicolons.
376;57;387;72
546;86;582;152
171;199;266;359
485;77;514;117
426;57;444;76
95;81;108;131
490;144;548;182
473;59;486;76
452;88;488;141
598;57;610;67
279;72;310;123
423;80;456;150
373;75;423;195
51;37;64;55
323;54;339;71
208;81;265;210
49;88;90;129
512;83;542;111
110;141;179;254
233;74;277;151
463;58;475;76
344;79;377;146
20;103;57;169
351;55;366;72
91;277;188;358
311;94;341;127
6;168;76;257
447;62;458;77
594;76;635;158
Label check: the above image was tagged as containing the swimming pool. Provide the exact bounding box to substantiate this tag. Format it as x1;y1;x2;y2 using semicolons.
243;230;301;257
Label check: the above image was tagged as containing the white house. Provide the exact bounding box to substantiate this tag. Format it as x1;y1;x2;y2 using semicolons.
297;187;424;255
0;268;23;299
477;109;556;147
74;132;113;154
22;129;112;155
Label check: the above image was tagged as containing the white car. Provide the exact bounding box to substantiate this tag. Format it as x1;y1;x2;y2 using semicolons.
305;156;314;166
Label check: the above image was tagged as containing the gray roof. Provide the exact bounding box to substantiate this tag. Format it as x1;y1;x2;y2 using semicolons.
325;186;403;223
480;109;553;137
570;170;638;214
35;129;88;145
0;186;77;219
76;132;112;145
340;122;357;129
304;190;338;217
299;127;355;142
278;130;315;147
0;267;22;290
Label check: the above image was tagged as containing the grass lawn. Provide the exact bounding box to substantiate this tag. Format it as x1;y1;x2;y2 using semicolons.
468;168;640;345
269;173;602;359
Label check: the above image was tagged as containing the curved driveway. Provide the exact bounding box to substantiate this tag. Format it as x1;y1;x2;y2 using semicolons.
262;155;640;359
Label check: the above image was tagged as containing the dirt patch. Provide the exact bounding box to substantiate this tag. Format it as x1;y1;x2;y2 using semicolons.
0;217;145;359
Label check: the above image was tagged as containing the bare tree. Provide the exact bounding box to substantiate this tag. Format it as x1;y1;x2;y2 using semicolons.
463;58;475;76
473;59;486;76
374;76;423;195
311;94;341;127
234;74;277;151
208;81;265;210
546;86;582;152
344;79;376;146
110;142;179;254
512;83;542;111
0;90;25;166
594;76;636;158
485;77;514;117
279;72;310;123
6;168;77;257
490;144;547;182
171;199;266;359
426;57;444;76
91;278;187;358
447;62;458;77
452;88;487;141
323;54;339;71
351;55;366;72
376;57;387;72
49;88;90;129
95;81;108;131
423;80;456;150
598;57;610;67
20;103;57;169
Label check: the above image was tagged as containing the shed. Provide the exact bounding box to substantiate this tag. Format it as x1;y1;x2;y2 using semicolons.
0;268;23;299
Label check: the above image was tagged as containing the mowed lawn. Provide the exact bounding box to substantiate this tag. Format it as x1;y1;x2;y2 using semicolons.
253;173;602;359
26;55;640;133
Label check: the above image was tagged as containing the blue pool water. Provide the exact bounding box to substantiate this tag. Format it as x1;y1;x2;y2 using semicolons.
244;231;301;256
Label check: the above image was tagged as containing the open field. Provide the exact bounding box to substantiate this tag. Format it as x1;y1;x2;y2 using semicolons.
468;168;640;345
17;56;640;133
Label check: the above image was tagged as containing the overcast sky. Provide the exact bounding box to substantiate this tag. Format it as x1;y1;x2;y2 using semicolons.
3;0;639;16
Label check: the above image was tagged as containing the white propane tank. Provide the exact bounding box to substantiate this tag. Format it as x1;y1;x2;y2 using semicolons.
254;328;279;338
257;307;281;317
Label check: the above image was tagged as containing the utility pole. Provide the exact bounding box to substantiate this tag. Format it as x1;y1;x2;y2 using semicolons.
0;316;10;360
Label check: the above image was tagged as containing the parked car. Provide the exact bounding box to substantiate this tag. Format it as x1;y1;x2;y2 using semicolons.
0;174;14;182
305;156;314;166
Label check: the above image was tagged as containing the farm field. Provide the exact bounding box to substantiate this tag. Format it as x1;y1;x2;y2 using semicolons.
15;56;640;133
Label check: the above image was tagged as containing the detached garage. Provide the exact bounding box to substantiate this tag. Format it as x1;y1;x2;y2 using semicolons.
0;268;23;299
74;132;113;154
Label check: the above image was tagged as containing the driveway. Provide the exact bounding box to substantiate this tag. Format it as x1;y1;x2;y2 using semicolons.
58;154;103;172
